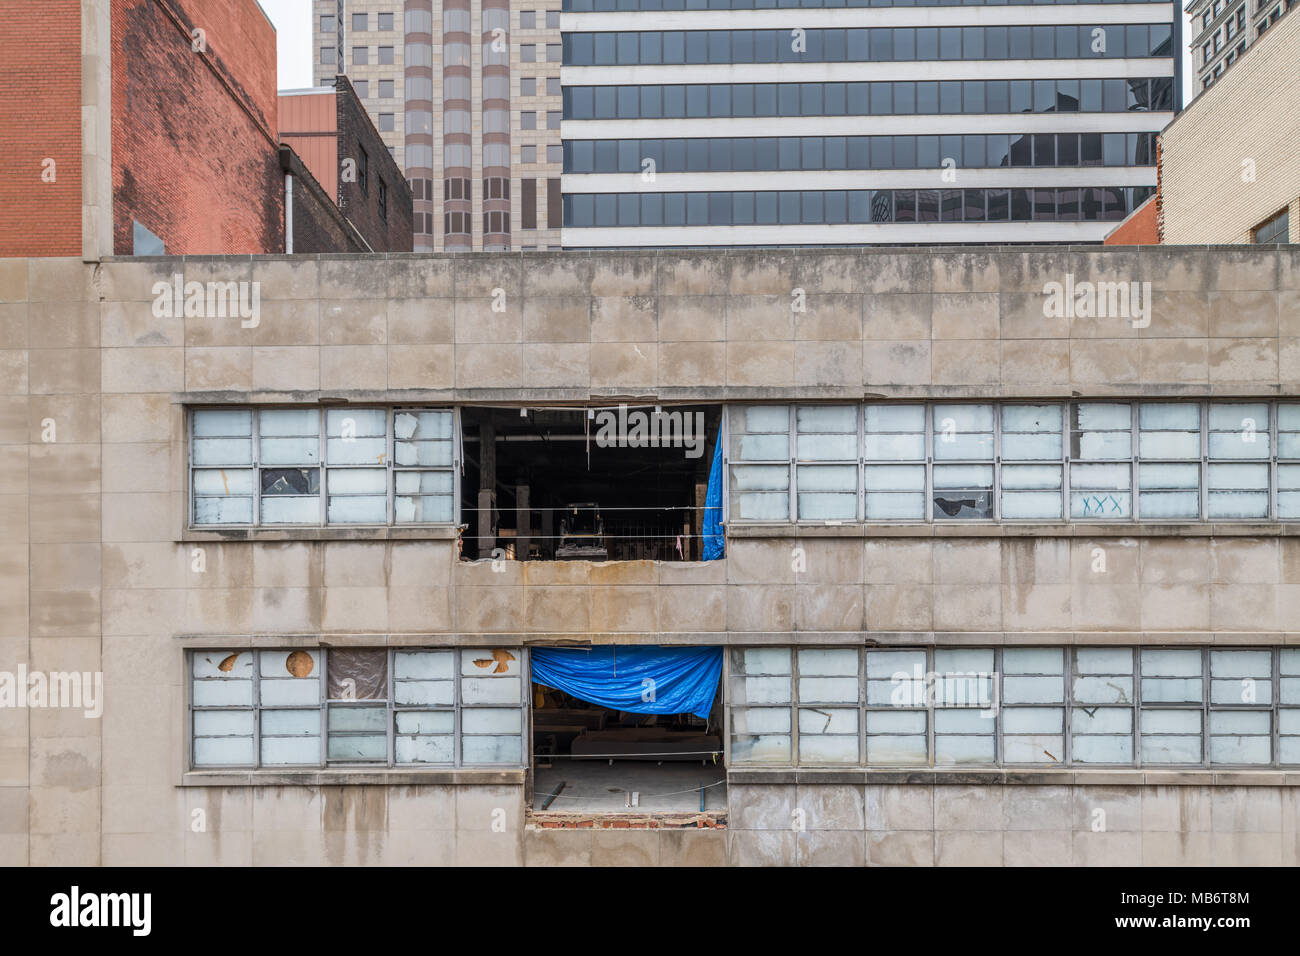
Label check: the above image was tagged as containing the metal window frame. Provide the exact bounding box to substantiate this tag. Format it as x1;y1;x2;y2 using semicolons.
930;402;997;522
726;647;795;767
189;405;460;530
792;404;860;524
188;646;528;772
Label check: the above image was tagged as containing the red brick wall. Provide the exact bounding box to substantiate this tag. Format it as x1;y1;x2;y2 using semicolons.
1103;196;1160;246
0;0;82;257
112;0;283;254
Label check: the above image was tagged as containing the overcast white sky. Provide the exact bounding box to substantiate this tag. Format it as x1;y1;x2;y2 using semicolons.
258;0;1197;103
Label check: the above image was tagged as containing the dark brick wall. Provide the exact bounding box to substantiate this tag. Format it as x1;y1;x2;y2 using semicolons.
333;75;413;253
281;147;363;255
0;0;82;257
111;0;283;255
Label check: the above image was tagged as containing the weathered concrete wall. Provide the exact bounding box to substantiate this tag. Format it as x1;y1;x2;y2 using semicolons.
1;247;1298;866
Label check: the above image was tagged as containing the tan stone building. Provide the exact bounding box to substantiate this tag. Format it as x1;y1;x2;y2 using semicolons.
2;245;1300;866
1158;6;1298;244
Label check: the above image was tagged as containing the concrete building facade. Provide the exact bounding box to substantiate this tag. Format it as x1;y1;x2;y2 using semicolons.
313;1;563;252
558;0;1179;248
2;245;1300;866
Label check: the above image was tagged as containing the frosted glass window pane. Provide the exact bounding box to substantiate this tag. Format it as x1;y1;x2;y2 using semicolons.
866;711;925;734
797;434;857;460
1210;649;1271;678
1003;707;1062;733
735;493;788;520
328;495;386;523
1003;648;1063;674
864;433;925;460
934;434;994;460
864;465;923;490
194;737;255;765
192;711;255;737
192;679;253;707
1210;710;1269;735
1141;709;1201;734
193;469;254;496
797;648;858;675
933;464;992;487
1071;707;1132;734
936;649;994;673
327;408;386;435
1281;649;1300;675
328;706;387;732
461;735;522;763
735;648;791;675
194;494;254;525
866;492;924;520
1141;735;1201;764
866;735;927;764
798;708;858;735
260;678;321;706
1278;404;1300;430
737;689;797;725
262;496;319;523
799;734;858;763
460;676;521;704
1209;403;1267;431
395;651;454;680
1003;405;1061;433
1279;709;1300;733
462;708;523;734
396;734;454;763
732;707;791;734
260;438;321;465
866;650;925;678
733;405;789;433
396;494;453;523
1001;490;1061;518
396;471;452;495
932;405;993;460
193;438;252;464
1003;675;1064;704
1209;735;1270;764
395;711;455;735
797;464;856;491
1071;735;1133;763
327;469;386;494
1138;492;1199;519
393;680;454;706
193;409;252;436
1141;678;1202;702
934;404;994;431
262;735;321;765
731;734;792;763
262;709;321;735
796;405;856;432
1001;464;1062;489
1138;462;1199;487
1076;648;1132;674
738;434;788;459
1073;676;1133;704
934;709;993;733
260;408;318;436
731;464;789;490
1002;433;1062;460
865;404;924;432
1003;735;1064;763
394;439;453;466
798;677;858;702
1282;679;1300;703
868;679;925;706
935;735;995;764
798;492;856;520
1140;403;1199;430
328;734;386;760
1140;432;1201;459
1076;403;1130;430
1211;680;1271;706
1141;649;1202;676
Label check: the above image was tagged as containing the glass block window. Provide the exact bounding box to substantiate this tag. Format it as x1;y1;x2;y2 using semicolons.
190;648;526;769
190;407;457;527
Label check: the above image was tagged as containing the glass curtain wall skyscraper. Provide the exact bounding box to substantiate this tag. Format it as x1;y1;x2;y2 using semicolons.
559;0;1181;246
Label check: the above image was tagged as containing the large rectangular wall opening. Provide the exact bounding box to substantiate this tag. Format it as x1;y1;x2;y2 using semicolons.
460;404;721;562
527;646;727;820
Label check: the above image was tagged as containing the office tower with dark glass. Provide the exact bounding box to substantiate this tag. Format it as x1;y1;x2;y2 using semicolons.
560;1;1180;246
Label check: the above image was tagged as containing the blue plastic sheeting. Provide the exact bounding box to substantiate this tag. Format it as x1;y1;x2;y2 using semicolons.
530;646;723;719
702;434;725;561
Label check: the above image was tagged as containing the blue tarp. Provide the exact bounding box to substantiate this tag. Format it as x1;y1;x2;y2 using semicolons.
702;434;725;561
530;646;723;719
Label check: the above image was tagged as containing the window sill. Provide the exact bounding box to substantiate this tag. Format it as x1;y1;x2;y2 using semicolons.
727;768;1300;787
180;767;526;787
181;525;460;543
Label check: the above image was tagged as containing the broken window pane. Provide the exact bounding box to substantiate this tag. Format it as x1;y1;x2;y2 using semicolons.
932;463;993;519
328;649;388;700
393;409;454;465
395;469;454;523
